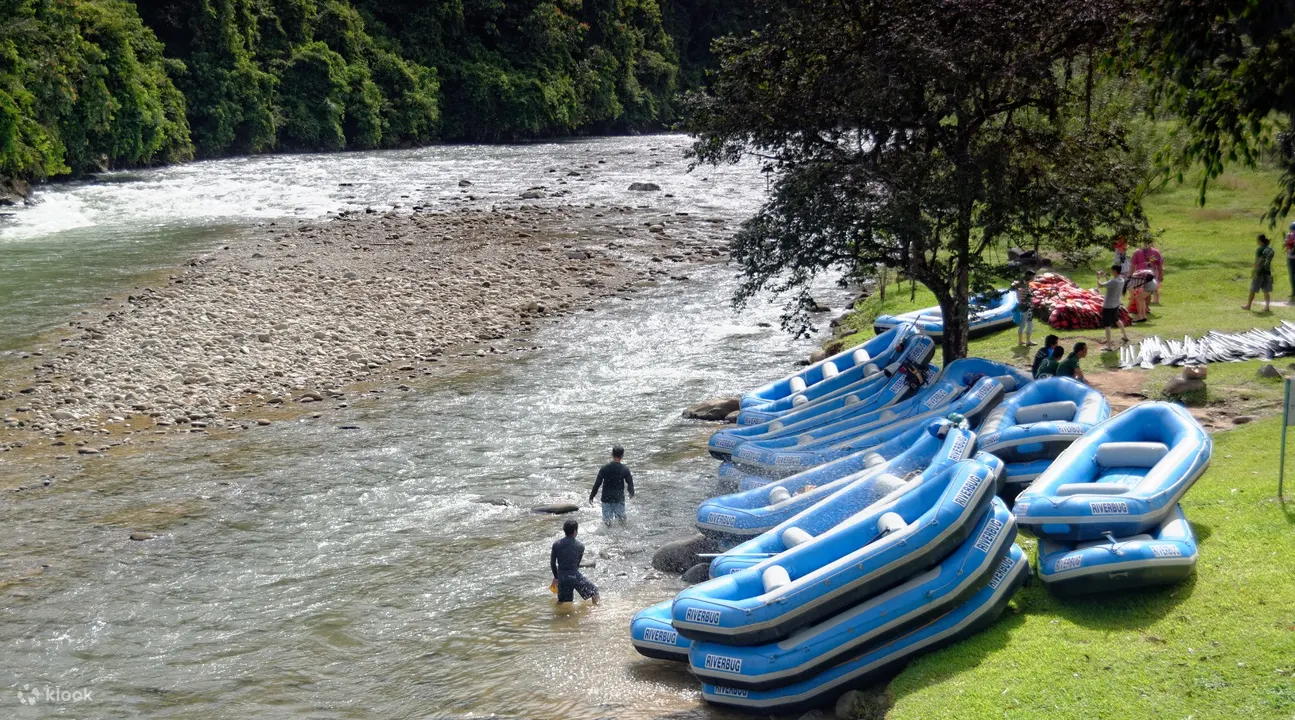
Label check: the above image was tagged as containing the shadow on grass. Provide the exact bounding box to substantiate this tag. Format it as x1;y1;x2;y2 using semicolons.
1191;520;1214;546
1048;572;1197;632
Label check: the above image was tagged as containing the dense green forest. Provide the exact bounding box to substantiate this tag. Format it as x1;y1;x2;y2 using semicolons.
0;0;746;188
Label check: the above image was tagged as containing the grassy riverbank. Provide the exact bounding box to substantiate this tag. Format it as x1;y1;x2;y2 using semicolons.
825;170;1295;718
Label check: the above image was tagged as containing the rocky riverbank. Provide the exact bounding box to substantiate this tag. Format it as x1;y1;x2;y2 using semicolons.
0;202;731;463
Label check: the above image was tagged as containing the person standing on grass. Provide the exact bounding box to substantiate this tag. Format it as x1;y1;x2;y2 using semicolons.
1132;237;1164;304
1035;345;1065;379
1012;277;1034;346
1244;234;1275;312
1096;265;1129;350
550;519;600;606
1126;269;1158;323
1284;222;1295;301
1113;236;1131;276
1055;342;1088;383
589;445;634;525
1032;335;1059;376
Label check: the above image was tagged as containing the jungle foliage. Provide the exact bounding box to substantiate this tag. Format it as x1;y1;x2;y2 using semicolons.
0;0;747;184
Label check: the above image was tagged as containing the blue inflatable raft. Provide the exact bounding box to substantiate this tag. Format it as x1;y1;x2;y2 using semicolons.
630;599;691;661
873;290;1017;342
1036;504;1197;596
689;497;1016;690
1013;402;1211;542
700;418;969;540
977;377;1109;496
671;456;1002;646
704;420;976;569
735;335;936;426
730;360;1027;477
710;338;936;461
740;325;916;411
700;544;1030;714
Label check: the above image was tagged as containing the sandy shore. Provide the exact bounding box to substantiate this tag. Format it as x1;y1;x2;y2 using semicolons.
0;203;730;461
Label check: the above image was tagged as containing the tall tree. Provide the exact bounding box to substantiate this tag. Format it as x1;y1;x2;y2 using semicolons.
1136;0;1295;220
688;0;1151;362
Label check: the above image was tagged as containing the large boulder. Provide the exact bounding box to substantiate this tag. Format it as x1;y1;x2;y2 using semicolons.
652;533;719;573
531;503;580;515
682;396;740;421
1259;363;1283;379
809;348;829;364
628;182;661;191
681;562;711;585
1163;377;1206;397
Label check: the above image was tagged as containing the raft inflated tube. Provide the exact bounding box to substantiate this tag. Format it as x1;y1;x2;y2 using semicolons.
873;289;1017;342
768;486;791;504
977;377;1110;467
761;565;791;593
630;599;691;661
1037;504;1197;596
709;421;976;576
792;395;809;407
732;359;1027;476
700;544;1030;714
781;527;813;548
822;362;839;379
876;511;907;536
734;333;937;425
713;338;939;458
674;455;1002;646
689;499;1017;690
1013;402;1210;542
740;325;916;412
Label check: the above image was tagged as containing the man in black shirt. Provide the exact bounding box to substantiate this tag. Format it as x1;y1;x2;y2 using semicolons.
1032;335;1059;376
550;519;599;604
589;445;634;525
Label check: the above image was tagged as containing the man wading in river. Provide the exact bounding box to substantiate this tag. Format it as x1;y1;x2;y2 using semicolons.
550;519;599;605
589;445;634;525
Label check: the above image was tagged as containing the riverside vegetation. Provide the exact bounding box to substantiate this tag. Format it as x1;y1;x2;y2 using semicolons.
0;0;748;198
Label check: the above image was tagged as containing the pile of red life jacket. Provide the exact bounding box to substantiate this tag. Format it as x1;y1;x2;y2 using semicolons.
1028;273;1132;330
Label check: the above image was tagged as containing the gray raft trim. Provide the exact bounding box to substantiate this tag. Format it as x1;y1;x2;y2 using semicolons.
1039;554;1197;583
1018;458;1207;527
702;557;1027;709
691;516;1015;686
673;467;995;637
979;432;1078;453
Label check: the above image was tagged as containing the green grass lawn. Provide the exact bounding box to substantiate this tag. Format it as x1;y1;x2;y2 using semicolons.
825;171;1295;719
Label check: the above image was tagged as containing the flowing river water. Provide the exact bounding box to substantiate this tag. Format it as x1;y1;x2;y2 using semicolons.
0;136;848;718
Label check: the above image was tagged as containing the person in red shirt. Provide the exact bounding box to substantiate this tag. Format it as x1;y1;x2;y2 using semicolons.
1131;237;1163;304
1285;222;1295;301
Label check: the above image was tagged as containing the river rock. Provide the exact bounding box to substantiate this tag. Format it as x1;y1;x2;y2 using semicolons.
531;503;580;515
458;179;473;187
1162;377;1205;397
681;562;711;585
520;190;545;199
809;348;828;364
129;532;155;541
628;182;661;191
1182;365;1207;380
724;409;740;423
1258;363;1283;379
651;533;719;573
474;496;512;506
0;177;31;206
682;396;740;421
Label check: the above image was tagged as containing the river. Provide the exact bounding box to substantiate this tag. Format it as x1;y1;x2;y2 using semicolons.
0;136;849;718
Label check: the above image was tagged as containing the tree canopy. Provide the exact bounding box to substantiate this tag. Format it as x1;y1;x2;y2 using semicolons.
1136;0;1295;221
688;0;1154;361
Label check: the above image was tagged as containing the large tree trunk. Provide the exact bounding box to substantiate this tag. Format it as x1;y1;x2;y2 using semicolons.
937;291;970;365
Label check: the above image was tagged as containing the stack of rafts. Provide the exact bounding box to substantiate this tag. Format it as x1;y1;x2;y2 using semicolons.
1013;403;1209;595
631;323;1212;713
